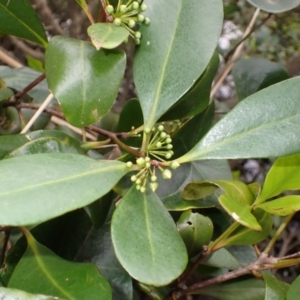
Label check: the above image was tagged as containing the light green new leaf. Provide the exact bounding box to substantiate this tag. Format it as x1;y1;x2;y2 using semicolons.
263;273;289;300
111;187;188;286
133;0;223;128
178;77;300;163
0;0;47;46
256;153;300;204
8;230;111;300
256;195;300;216
0;287;64;300
247;0;300;13
0;153;131;226
88;23;129;50
45;36;126;127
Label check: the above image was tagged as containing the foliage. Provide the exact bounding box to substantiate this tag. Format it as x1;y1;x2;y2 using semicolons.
0;0;300;299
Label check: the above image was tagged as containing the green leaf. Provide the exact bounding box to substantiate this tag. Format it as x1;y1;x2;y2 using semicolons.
232;57;289;101
0;130;83;160
0;88;13;102
287;275;300;300
158;160;232;211
247;0;300;13
177;210;213;257
88;23;129;50
256;195;300;216
263;273;289;300
8;230;111;300
111;187;188;286
161;51;219;120
0;287;64;300
178;77;300;163
224;209;272;246
134;0;223;128
45;36;126;127
195;277;265;300
75;0;88;9
0;0;47;46
256;153;300;204
0;66;49;102
0;153;131;226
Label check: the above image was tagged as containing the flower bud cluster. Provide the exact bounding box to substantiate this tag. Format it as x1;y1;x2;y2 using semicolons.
105;0;150;44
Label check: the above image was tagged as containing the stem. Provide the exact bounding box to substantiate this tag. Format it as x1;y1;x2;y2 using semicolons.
0;229;10;267
264;213;295;254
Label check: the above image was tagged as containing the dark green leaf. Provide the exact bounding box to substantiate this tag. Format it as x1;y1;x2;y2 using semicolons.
45;36;126;127
0;88;13;102
88;23;129;50
8;231;111;300
256;153;300;204
177;210;213;256
134;0;223;128
178;77;300;162
161;52;219;120
263;273;289;300
232;57;289;101
195;277;265;300
256;195;300;216
111;187;188;286
0;287;64;300
0;0;47;46
0;153;131;225
247;0;300;13
287;275;300;300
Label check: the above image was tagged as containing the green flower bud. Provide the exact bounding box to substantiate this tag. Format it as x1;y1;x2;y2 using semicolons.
135;38;141;45
167;144;173;150
165;152;172;159
114;18;122;26
120;4;127;13
136;178;142;185
136;184;141;190
135;31;141;39
126;161;133;168
132;1;139;9
145;162;151;168
144;127;151;134
140;186;146;193
140;4;147;11
106;5;114;14
162;169;172;179
170;160;180;170
144;17;150;25
158;125;164;131
138;14;145;22
166;137;172;144
156;142;162;148
145;156;151;162
160;132;167;139
150;182;158;192
131;175;137;182
151;175;157;182
128;19;136;28
136;157;145;166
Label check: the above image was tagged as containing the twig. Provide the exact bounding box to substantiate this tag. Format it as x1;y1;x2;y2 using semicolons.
21;93;54;133
0;47;22;68
0;229;10;267
210;8;261;99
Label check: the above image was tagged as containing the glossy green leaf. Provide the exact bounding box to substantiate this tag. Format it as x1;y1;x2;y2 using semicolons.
158;160;232;211
256;195;300;216
0;66;49;102
5;137;84;158
232;57;289;101
224;209;272;246
178;77;300;163
76;210;133;300
0;153;131;225
226;245;258;266
88;23;129;50
177;210;213;257
111;187;188;286
0;0;47;46
0;88;13;102
0;287;63;300
134;0;223;128
256;153;300;204
247;0;300;13
287;275;300;300
263;273;289;300
161;52;219;120
45;36;126;127
0;130;83;160
137;283;168;300
195;277;265;300
8;230;111;299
